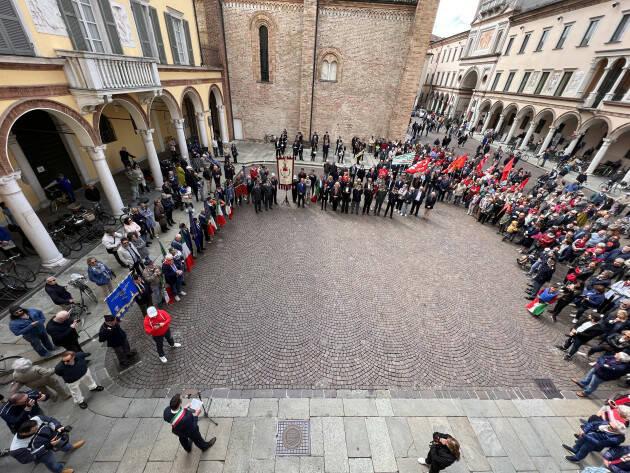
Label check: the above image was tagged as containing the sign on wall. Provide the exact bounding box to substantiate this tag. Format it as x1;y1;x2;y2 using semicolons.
477;30;494;51
111;2;136;47
565;71;585;97
524;71;540;94
543;71;562;96
25;0;68;36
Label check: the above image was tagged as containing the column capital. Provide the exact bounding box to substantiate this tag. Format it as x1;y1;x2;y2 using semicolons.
138;128;155;138
547;126;557;131
218;105;225;112
527;121;536;129
171;118;185;128
0;170;22;194
7;133;18;146
83;144;107;160
601;137;613;146
196;112;209;119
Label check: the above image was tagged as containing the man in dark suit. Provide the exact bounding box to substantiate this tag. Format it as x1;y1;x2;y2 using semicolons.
263;180;274;211
164;394;216;453
251;182;262;213
411;186;425;217
297;179;306;208
132;274;153;315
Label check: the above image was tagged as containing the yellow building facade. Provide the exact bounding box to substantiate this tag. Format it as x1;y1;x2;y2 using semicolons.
0;0;229;267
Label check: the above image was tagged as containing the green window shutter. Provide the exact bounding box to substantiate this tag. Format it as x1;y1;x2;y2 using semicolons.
130;1;151;57
0;0;34;56
163;12;179;64
98;0;122;54
183;19;194;66
56;0;88;51
149;7;166;64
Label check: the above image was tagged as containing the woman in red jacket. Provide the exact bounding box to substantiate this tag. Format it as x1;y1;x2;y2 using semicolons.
143;306;181;363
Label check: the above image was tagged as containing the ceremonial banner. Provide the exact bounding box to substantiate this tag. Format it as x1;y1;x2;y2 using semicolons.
106;274;139;318
276;156;294;190
391;153;415;166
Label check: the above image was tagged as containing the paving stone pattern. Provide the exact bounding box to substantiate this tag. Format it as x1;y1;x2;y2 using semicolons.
108;180;586;392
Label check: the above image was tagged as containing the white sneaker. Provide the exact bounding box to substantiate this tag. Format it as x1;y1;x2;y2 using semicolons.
572;318;578;324
180;291;187;296
159;356;167;363
417;457;427;465
174;295;181;302
172;342;182;348
589;361;596;366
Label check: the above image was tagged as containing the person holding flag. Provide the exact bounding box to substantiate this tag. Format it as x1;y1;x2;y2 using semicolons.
215;198;226;227
188;210;203;254
162;254;185;302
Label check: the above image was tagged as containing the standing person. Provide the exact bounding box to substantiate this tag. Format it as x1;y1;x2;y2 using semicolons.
230;143;238;163
374;184;387;216
87;257;115;299
44;277;73;309
263;179;274;211
143;306;181;363
331;182;341;211
98;315;136;368
384;187;397;219
323;132;330;160
54;351;103;409
83;183;101;205
46;311;82;353
251;181;262;213
362;179;374;215
411;186;425;217
11;358;70;401
119;146;135;168
164;393;216;452
297;178;306;208
132;274;153;315
139;203;156;239
162;254;185;302
10;414;85;473
142;262;163;308
9;307;57;357
417;432;460;472
102;229;125;267
125;166;141;201
117;238;144;277
351;182;363;214
424;191;437;219
0;389;48;433
55;174;75;203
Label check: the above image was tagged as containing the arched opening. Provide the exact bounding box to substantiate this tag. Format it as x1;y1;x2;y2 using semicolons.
475;100;491;131
583;59;608;97
608;126;630;180
259;25;269;83
499;104;518;141
99;100;147;173
461;69;478;90
576;118;609;168
182;95;199;142
209;86;227;143
487;103;504;131
552;113;580;152
149;93;182;156
593;58;626;107
529;109;555;152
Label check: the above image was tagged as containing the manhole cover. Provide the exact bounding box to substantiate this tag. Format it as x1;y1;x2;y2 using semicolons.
534;378;562;399
276;420;310;456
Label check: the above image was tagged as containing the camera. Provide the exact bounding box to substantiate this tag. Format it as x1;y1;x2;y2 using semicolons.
27;392;40;401
58;426;72;434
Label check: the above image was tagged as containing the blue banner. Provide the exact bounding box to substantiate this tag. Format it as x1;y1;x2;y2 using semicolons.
106;274;139;319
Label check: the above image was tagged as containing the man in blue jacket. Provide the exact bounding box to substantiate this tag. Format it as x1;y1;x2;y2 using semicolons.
562;418;626;462
10;414;84;473
9;306;57;357
572;352;630;397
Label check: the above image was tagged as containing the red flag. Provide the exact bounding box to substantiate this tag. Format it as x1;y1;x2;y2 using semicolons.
476;154;489;173
441;154;468;174
517;177;529;190
501;157;514;182
216;200;226;227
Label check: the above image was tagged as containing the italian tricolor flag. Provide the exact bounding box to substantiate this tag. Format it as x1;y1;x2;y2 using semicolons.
226;199;233;220
525;297;547;316
181;240;195;272
207;215;217;236
216;200;226;227
158;241;173;305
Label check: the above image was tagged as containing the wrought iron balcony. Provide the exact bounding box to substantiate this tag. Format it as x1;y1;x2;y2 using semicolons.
56;50;161;113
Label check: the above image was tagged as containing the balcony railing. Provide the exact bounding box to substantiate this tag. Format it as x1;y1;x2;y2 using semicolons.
479;0;506;15
56;50;161;112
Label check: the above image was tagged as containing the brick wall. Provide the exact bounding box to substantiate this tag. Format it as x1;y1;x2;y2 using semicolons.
222;2;304;141
312;5;413;141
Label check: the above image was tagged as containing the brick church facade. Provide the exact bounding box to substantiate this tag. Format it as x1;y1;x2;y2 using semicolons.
195;0;439;142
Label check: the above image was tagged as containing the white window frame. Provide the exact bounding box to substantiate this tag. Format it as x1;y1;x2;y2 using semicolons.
167;8;189;65
504;36;515;55
74;0;109;53
579;17;601;47
132;1;160;60
555;23;574;49
610;12;630;43
534;28;551;52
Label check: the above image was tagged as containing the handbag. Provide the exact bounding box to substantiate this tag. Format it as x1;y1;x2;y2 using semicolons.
310;195;317;203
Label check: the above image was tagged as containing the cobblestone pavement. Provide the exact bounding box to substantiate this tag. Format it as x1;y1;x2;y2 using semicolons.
109;192;586;392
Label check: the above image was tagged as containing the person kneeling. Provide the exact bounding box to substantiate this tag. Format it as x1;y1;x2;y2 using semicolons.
418;432;460;472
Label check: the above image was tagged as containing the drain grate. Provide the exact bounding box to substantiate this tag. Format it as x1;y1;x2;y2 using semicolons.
275;420;310;456
534;378;562;399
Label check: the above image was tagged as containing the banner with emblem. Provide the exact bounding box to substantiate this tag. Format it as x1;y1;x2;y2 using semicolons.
276;156;294;190
106;273;139;318
391;153;415;166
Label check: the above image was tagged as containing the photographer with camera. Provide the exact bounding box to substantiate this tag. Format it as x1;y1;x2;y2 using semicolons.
417;432;460;472
0;389;48;433
10;415;84;473
163;393;216;453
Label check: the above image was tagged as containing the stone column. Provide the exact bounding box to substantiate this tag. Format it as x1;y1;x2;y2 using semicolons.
387;0;441;138
604;66;630;102
7;135;48;207
564;133;583;155
196;112;209;148
298;0;318;140
504;119;519;145
172;119;189;159
519;122;536;151
85;145;124;216
481;113;492;134
138;129;163;188
218;105;229;143
538;126;557;155
586;138;613;174
0;171;66;267
623;167;630;183
449;95;459;118
585;66;612;107
494;114;505;134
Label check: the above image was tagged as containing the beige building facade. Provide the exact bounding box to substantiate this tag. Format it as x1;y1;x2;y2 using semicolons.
418;0;630;178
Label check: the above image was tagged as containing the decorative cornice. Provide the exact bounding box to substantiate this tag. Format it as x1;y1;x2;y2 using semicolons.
0;85;69;100
320;5;413;20
510;0;609;26
223;1;304;13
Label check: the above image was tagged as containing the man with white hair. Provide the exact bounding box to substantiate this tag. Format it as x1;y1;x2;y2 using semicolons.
572;351;630;397
162;253;185;302
11;358;69;401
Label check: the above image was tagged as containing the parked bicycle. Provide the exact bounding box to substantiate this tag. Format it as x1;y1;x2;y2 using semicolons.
49;226;81;257
0;254;35;283
44;184;68;215
92;202;116;226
